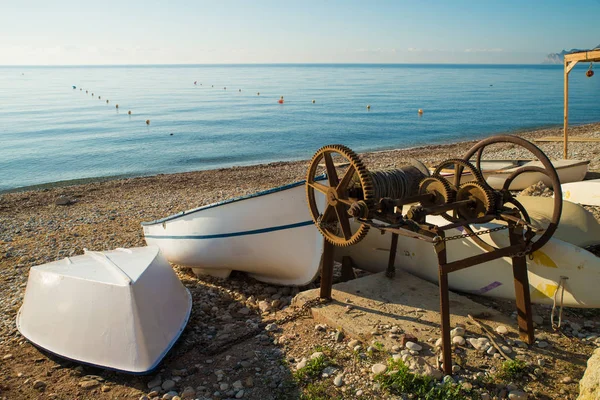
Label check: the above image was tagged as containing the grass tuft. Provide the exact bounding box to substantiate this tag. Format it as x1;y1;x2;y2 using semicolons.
497;359;527;381
375;357;468;400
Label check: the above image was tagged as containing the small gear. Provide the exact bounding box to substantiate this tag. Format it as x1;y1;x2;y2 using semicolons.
455;181;495;220
306;144;374;247
418;176;456;207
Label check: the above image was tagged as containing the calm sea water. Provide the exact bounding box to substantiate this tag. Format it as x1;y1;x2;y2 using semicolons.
0;64;599;192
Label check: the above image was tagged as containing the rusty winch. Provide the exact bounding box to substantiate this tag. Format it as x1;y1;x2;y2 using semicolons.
305;135;563;375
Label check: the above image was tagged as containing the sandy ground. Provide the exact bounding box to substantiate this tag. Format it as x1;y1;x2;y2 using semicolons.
1;123;599;400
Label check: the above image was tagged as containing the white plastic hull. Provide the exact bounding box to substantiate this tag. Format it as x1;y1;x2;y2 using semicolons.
337;216;600;308
562;179;600;206
440;159;589;190
17;246;192;373
143;181;325;286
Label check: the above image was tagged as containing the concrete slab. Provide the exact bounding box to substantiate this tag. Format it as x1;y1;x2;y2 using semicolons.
294;270;518;351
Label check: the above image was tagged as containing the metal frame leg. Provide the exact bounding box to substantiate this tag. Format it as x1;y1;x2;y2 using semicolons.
435;238;452;375
386;233;399;278
509;228;535;344
320;239;335;300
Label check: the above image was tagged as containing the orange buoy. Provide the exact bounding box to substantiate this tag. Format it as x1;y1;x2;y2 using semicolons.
418;109;423;114
278;96;284;104
128;110;132;115
146;119;150;125
366;105;371;110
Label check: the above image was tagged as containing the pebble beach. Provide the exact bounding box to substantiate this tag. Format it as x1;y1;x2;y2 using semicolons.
1;122;600;399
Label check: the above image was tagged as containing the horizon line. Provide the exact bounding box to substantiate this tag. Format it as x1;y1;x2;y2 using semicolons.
0;62;561;67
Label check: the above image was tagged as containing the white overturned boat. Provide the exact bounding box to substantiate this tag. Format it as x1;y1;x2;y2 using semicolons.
17;246;192;374
562;178;600;206
439;159;589;190
142;179;326;286
337;197;600;308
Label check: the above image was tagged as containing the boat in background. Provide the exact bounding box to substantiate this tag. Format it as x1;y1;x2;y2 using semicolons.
17;246;191;374
337;197;600;308
438;159;589;190
562;178;600;206
142;179;326;286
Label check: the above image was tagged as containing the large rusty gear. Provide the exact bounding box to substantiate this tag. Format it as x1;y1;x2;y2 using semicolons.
306;144;374;247
418;176;456;207
455;181;496;220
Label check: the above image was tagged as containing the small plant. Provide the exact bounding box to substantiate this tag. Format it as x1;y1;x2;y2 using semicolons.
375;357;468;400
497;359;527;381
300;381;341;400
293;355;329;381
373;341;385;351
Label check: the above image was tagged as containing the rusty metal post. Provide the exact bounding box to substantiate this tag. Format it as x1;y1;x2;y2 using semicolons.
320;239;335;300
435;234;452;376
386;233;399;278
340;256;356;282
509;226;535;344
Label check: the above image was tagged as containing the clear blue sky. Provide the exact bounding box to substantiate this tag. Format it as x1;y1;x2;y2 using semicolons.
1;0;599;65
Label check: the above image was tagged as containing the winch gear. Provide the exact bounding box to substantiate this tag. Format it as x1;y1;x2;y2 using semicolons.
455;181;496;220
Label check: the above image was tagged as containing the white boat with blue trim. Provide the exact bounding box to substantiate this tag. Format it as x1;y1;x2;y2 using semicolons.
142;179;326;286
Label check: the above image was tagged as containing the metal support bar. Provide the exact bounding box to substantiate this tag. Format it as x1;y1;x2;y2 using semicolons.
435;236;452;376
340;256;357;282
386;233;399;278
509;227;535;344
320;239;335;300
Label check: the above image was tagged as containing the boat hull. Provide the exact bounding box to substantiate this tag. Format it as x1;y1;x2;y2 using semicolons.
440;159;589;190
17;246;192;373
562;178;600;206
143;181;325;286
336;216;600;308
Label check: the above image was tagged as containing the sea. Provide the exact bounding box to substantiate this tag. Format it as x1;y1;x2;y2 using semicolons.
1;64;599;192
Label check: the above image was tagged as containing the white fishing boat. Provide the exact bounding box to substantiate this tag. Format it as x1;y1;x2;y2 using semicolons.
142;179;326;286
438;159;589;190
561;178;600;206
337;197;600;308
17;246;192;374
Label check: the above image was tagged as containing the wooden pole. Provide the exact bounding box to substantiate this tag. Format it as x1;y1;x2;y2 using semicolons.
564;60;569;159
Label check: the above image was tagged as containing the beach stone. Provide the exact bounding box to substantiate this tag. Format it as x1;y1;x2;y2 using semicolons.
79;380;100;389
451;327;465;337
3;354;13;360
481;393;491;400
232;380;243;390
181;386;196;399
162;392;178;400
33;380;47;391
333;374;344;387
562;376;572;384
258;301;271;313
435;338;443;347
405;341;422;351
220;383;229;391
238;307;251;315
452;336;466;346
315;324;327;332
443;375;455;384
532;315;543;325
356;390;363;396
235;390;244;398
296;358;307;370
487;346;497;355
348;339;359;349
508;389;528;400
537;341;549;348
404;356;443;380
334;331;344;342
265;323;278;332
162;380;176;391
400;333;417;347
579;347;600;400
148;377;162;389
371;364;387;375
55;196;75;206
310;352;324;360
501;345;513;354
148;391;159;397
496;325;508;335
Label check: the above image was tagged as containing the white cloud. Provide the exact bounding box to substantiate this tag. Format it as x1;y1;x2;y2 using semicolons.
464;48;504;53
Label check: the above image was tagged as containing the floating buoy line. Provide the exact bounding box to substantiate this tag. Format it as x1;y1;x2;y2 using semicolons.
72;78;433;132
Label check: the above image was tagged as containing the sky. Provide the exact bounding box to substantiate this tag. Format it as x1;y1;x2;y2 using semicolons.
1;0;599;65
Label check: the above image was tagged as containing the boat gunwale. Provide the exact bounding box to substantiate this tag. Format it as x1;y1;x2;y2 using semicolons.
438;159;590;176
141;174;326;226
